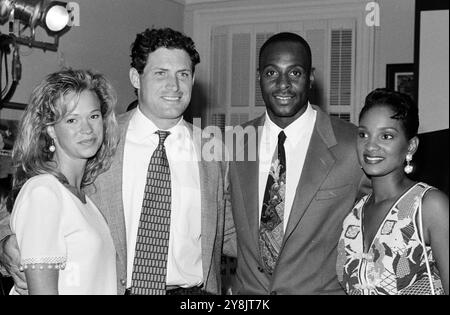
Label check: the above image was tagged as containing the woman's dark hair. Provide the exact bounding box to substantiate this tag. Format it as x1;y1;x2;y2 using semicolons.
359;88;419;139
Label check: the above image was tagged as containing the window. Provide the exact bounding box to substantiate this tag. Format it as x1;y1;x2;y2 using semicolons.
188;0;375;128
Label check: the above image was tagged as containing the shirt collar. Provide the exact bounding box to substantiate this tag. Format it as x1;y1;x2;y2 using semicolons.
264;102;315;146
130;106;188;142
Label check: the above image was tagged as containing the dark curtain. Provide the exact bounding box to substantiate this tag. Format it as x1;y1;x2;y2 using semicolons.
409;128;449;195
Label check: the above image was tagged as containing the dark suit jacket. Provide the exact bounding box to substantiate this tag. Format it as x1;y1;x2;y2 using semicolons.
227;105;366;294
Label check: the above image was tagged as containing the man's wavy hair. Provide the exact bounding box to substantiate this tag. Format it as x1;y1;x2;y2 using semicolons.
11;69;119;196
130;27;200;74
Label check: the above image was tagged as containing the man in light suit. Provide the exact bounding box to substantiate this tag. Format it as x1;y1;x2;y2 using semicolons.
0;27;235;295
227;32;367;294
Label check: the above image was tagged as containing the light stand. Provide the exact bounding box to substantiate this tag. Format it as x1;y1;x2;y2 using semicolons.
0;0;72;109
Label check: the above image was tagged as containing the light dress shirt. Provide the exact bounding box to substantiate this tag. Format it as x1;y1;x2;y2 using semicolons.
258;103;317;231
122;108;202;289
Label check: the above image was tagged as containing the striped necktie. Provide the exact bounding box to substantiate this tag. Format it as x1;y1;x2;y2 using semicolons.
131;130;171;295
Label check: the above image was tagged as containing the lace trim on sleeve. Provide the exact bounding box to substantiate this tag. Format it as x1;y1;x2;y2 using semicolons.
20;257;67;271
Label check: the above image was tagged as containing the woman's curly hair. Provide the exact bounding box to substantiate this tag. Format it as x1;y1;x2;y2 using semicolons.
11;69;119;195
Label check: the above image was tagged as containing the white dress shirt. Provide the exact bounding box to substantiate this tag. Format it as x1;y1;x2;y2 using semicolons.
122;108;202;288
258;103;317;231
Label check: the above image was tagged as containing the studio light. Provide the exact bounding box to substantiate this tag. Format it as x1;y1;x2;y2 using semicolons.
5;0;43;34
0;0;72;51
43;1;70;32
0;0;74;109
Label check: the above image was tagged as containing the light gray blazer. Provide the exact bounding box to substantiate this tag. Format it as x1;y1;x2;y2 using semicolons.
85;110;235;295
227;105;367;295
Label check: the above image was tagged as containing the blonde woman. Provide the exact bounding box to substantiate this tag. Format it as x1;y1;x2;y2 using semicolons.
8;69;119;294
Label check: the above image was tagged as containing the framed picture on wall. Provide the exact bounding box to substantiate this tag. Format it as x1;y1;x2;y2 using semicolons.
386;63;415;100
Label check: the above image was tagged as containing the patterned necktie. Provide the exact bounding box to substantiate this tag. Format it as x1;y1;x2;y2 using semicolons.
259;131;287;274
131;130;171;295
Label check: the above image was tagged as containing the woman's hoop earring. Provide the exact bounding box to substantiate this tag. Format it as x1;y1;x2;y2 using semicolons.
404;153;413;174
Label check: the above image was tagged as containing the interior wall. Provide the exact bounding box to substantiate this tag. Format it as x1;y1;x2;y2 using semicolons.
417;9;449;133
374;0;416;89
0;0;184;120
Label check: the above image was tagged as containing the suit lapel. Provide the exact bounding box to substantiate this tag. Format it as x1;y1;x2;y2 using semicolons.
189;125;218;282
235;116;264;248
198;158;217;283
103;135;127;263
283;108;337;243
236;159;259;245
91;111;134;270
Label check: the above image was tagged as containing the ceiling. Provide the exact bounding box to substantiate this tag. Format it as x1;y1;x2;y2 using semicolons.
171;0;233;5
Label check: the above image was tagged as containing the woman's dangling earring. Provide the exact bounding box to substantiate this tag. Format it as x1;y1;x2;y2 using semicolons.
404;153;413;174
49;139;56;153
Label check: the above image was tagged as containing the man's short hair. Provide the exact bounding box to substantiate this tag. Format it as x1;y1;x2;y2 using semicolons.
259;32;312;74
130;27;200;74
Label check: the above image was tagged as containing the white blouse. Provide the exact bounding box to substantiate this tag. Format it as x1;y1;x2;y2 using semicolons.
10;174;117;295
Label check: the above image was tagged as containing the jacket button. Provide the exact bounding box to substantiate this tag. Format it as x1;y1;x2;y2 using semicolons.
120;279;126;286
270;291;277;295
257;266;264;273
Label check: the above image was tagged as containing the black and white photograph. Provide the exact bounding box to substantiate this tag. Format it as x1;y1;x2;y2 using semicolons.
0;0;448;301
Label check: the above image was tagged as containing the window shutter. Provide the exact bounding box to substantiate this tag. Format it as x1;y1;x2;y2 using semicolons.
211;113;226;134
211;29;228;110
305;28;326;107
231;33;251;107
255;32;274;107
208;18;358;127
330;27;353;120
330;112;351;122
230;113;250;126
330;28;353;107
